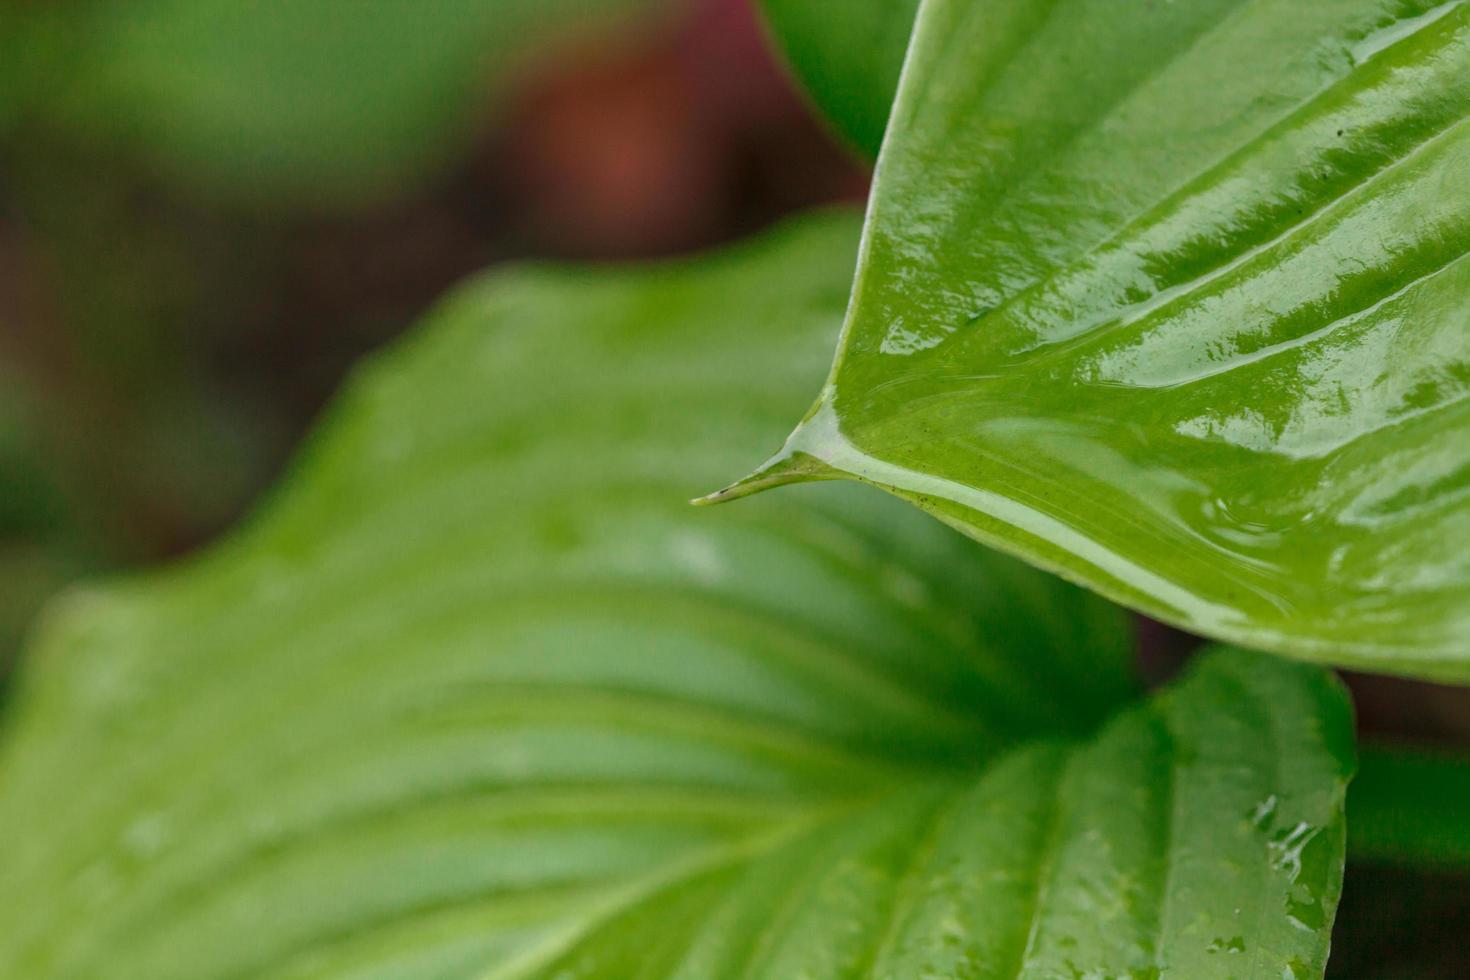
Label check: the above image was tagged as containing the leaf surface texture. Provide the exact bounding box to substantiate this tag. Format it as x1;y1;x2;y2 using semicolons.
0;215;1351;978
735;0;1470;674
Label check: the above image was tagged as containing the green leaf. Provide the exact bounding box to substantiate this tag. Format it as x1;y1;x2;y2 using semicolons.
0;545;82;683
1350;745;1470;868
0;214;1351;977
0;373;85;675
757;0;917;158
20;0;663;206
0;374;56;539
722;0;1470;677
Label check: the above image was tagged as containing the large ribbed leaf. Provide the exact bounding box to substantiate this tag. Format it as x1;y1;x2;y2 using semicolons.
0;214;1352;977
757;0;917;157
13;0;662;205
720;0;1470;677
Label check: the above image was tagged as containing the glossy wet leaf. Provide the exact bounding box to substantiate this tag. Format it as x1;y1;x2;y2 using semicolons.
0;215;1350;978
757;0;917;157
726;0;1470;676
16;0;662;206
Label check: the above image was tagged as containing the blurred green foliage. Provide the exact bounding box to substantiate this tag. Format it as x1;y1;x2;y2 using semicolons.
0;372;87;680
758;0;915;157
0;0;678;678
0;374;55;538
7;0;667;208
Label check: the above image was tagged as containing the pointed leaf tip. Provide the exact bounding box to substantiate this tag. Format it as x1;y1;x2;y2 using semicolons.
691;449;839;506
784;0;1470;671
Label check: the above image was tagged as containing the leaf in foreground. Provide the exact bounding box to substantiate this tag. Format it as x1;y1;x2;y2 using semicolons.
723;0;1470;676
0;215;1351;978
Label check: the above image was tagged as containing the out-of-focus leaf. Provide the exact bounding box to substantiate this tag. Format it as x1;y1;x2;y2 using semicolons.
720;0;1470;677
0;374;59;539
1350;745;1470;867
0;372;85;679
0;214;1351;978
0;546;81;681
0;7;23;136
757;0;917;157
20;0;666;206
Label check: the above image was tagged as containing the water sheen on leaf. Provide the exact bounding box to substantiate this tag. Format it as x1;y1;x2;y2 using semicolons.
0;215;1350;978
728;0;1470;676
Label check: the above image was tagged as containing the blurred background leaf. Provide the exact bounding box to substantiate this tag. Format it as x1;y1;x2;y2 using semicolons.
10;0;677;208
0;366;92;686
757;0;916;158
0;0;866;672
